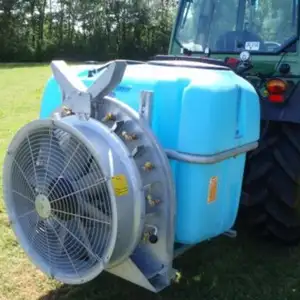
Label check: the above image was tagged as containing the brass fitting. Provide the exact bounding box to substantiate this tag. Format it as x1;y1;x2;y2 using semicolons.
142;228;158;244
122;131;137;141
146;194;161;207
62;106;73;116
143;162;154;171
102;112;116;122
173;271;182;284
142;232;150;243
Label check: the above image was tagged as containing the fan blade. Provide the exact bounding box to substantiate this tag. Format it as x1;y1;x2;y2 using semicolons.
13;149;38;197
36;129;66;180
54;222;68;256
71;156;107;193
47;219;83;276
52;130;85;181
25;166;56;195
76;219;94;261
72;174;109;217
53;217;100;263
28;218;46;252
77;199;111;225
53;131;98;183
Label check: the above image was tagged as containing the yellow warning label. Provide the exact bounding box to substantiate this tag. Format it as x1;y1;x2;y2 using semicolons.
111;174;129;197
207;176;218;204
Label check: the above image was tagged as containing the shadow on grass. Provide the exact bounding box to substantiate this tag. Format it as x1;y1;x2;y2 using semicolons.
38;225;300;300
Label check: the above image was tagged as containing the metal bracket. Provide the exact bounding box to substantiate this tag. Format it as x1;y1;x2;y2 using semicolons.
139;91;154;125
165;142;258;165
51;60;127;119
92;95;176;293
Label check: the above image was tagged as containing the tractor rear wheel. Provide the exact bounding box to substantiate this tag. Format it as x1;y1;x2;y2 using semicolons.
240;121;300;245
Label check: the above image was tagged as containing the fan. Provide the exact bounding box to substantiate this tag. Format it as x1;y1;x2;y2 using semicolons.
3;60;176;292
2;113;149;284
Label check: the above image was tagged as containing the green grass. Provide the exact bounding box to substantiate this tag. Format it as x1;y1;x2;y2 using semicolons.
1;64;300;300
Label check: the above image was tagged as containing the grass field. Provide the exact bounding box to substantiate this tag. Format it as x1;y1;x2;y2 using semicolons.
1;64;300;300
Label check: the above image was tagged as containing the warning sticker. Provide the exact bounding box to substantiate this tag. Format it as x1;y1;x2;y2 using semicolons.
207;176;218;204
111;174;129;197
245;41;260;51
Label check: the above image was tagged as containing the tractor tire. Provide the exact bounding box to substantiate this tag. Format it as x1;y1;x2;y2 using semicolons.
240;121;300;245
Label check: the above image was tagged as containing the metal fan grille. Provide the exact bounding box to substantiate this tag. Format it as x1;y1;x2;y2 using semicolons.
4;121;117;284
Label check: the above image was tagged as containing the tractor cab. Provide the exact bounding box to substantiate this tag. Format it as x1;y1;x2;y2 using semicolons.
169;0;299;77
167;0;300;246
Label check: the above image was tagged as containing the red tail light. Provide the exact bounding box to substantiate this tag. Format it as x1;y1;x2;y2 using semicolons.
266;79;287;103
224;57;240;68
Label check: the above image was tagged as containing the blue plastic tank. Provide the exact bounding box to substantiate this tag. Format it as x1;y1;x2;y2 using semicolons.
40;60;260;245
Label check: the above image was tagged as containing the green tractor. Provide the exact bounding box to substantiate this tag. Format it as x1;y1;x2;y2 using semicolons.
167;0;300;244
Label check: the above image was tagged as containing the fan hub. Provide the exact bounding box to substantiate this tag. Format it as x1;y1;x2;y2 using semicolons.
35;194;52;219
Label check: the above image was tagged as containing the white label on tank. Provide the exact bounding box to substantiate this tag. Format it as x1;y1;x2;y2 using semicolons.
245;41;260;51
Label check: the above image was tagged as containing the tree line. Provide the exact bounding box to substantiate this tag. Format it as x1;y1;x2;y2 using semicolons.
0;0;178;62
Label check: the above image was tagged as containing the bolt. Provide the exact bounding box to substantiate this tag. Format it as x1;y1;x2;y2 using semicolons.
146;194;161;207
62;106;73;116
173;271;182;283
102;112;116;122
122;131;137;141
142;232;150;243
143;162;154;171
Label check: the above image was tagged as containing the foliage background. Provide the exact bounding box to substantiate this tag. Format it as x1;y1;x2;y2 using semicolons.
0;0;178;62
0;0;297;62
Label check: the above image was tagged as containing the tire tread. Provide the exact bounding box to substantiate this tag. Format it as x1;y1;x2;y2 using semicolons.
240;121;300;245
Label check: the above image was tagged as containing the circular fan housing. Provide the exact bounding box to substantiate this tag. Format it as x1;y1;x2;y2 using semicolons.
2;116;145;284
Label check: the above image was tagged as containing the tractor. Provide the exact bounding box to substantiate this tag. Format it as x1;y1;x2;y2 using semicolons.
168;0;300;245
2;0;300;294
